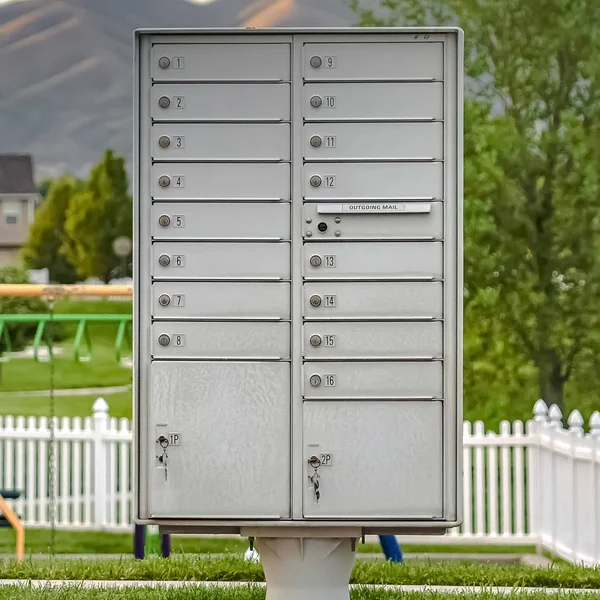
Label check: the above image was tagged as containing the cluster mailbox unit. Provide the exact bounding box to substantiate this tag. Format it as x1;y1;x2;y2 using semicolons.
134;28;463;569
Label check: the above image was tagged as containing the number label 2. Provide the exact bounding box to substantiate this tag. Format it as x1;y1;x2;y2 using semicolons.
173;96;185;109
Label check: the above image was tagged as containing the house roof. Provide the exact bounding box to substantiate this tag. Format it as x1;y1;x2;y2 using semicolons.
0;154;37;194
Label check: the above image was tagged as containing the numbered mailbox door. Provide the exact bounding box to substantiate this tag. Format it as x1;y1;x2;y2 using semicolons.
152;123;290;161
303;83;443;121
303;122;444;161
151;43;290;81
148;361;290;518
303;321;443;360
152;203;290;241
303;361;443;399
152;322;290;360
304;163;443;200
303;282;443;320
303;42;443;81
152;163;290;201
152;242;290;280
151;84;290;121
304;242;443;280
152;282;290;320
302;202;443;240
303;401;443;518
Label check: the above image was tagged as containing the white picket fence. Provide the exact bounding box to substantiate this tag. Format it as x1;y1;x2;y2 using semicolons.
0;398;599;564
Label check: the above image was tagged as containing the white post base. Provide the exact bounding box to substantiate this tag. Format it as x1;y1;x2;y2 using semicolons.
257;537;356;600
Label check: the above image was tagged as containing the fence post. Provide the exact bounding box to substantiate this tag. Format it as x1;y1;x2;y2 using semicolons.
529;400;548;554
92;397;110;528
590;411;600;565
568;410;584;563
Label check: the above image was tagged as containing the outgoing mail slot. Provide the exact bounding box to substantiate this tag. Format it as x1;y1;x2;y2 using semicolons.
303;361;442;399
303;322;443;360
303;282;443;320
151;44;290;81
152;282;290;320
152;203;290;240
152;123;290;161
303;202;443;240
304;82;443;121
151;84;290;121
304;163;442;201
303;401;442;518
152;322;290;360
152;242;290;280
303;123;443;161
152;163;290;200
303;242;442;280
303;42;443;81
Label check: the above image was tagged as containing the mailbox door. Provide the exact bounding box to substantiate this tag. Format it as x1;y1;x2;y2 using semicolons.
152;203;290;241
303;42;443;80
152;242;290;280
303;282;443;320
303;83;443;121
152;282;290;320
302;202;443;240
151;84;290;121
149;361;290;518
303;122;444;161
152;123;290;161
303;361;442;399
152;163;290;201
303;401;443;518
303;163;443;200
151;44;290;81
303;242;443;280
303;322;442;360
153;322;290;360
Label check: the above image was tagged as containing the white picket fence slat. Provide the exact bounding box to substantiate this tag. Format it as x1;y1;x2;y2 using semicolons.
0;398;599;565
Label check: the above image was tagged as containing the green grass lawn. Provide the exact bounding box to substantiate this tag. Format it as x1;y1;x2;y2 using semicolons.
1;554;599;587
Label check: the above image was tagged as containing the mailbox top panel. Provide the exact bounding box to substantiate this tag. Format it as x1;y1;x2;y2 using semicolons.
302;42;443;81
151;43;291;81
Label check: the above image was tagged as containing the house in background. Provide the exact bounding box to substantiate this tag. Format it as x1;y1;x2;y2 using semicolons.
0;154;40;267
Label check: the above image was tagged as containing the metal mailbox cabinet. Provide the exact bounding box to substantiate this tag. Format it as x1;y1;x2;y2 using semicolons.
135;28;463;534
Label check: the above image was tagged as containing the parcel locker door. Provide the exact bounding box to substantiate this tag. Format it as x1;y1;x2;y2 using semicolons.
303;43;443;80
152;163;290;201
149;361;290;518
303;282;443;320
151;44;290;81
303;202;443;240
303;361;443;399
152;203;290;241
151;84;290;121
303;322;443;360
152;123;290;161
152;242;290;280
303;242;443;280
303;401;443;518
303;122;444;161
303;83;443;121
152;322;290;360
304;163;443;201
152;282;290;320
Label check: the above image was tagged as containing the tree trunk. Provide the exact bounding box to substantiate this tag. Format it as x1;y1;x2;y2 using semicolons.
538;351;565;411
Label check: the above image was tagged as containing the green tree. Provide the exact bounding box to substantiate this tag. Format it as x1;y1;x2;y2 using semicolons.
62;150;133;283
351;0;600;411
21;177;80;284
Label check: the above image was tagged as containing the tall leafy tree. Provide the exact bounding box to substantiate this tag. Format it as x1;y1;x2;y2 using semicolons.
21;177;80;284
351;0;600;410
62;150;133;283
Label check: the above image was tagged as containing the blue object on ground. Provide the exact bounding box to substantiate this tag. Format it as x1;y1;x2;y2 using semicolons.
379;535;403;562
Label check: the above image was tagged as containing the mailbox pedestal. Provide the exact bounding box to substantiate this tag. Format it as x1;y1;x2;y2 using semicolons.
258;536;356;600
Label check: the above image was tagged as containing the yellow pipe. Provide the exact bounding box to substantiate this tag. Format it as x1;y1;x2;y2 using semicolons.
0;495;24;561
0;284;133;298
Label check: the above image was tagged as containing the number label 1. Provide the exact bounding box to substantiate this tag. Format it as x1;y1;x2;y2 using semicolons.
173;334;185;347
173;96;185;109
324;175;336;188
324;294;336;307
173;215;185;228
324;255;336;268
324;334;336;347
173;294;185;307
324;374;336;387
324;56;337;69
173;255;185;267
324;96;336;109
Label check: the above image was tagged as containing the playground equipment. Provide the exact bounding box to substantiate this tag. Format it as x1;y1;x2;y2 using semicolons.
0;490;24;561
